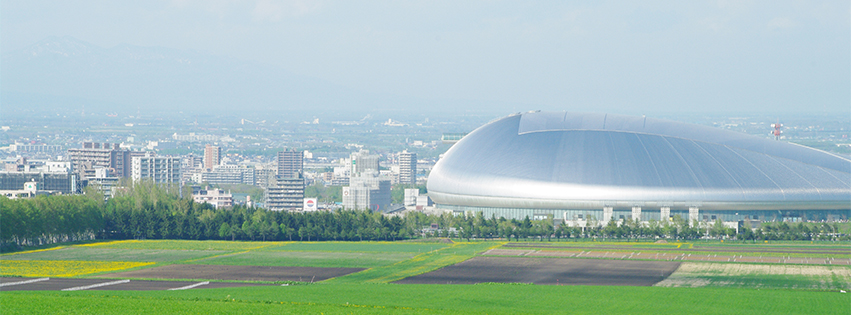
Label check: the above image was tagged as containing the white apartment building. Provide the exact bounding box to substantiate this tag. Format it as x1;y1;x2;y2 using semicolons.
131;156;181;183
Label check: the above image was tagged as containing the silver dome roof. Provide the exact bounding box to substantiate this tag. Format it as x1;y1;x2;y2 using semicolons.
427;111;851;211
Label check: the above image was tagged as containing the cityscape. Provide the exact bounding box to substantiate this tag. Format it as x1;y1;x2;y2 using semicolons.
1;1;849;314
3;109;848;214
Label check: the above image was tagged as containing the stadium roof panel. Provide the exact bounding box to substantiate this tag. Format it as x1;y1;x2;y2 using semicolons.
427;111;851;211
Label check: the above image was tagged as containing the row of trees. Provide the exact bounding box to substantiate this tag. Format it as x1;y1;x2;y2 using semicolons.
1;181;847;251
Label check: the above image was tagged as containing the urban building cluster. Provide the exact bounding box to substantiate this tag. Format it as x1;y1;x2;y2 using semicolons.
5;110;846;229
1;141;422;213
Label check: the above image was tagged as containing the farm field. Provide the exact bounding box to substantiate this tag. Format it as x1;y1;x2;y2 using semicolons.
1;277;271;291
394;257;680;286
656;262;851;290
1;239;849;314
265;242;449;253
3;283;849;315
100;264;364;282
496;241;851;261
193;250;414;268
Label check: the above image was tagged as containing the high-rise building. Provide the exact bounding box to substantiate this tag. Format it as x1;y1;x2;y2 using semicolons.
343;174;391;212
350;150;379;176
204;144;221;170
68;142;131;179
399;150;417;185
277;149;303;178
254;167;277;189
266;176;305;211
266;149;305;211
180;153;203;183
131;156;181;183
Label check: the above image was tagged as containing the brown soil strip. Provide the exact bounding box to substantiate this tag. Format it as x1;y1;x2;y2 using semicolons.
393;257;680;286
97;264;365;282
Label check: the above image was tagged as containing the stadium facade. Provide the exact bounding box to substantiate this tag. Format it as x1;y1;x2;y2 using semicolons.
427;111;851;225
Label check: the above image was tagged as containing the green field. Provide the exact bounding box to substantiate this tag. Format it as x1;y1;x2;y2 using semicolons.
3;284;848;315
329;242;501;284
266;242;449;253
656;262;851;290
2;239;850;314
192;250;414;268
84;240;275;251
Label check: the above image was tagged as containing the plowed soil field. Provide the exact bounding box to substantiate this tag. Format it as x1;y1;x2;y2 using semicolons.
99;264;365;282
394;257;680;286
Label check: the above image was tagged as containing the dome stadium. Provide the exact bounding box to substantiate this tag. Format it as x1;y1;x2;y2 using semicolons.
427;111;851;225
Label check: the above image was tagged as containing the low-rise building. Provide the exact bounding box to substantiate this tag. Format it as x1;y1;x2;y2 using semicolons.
192;187;233;208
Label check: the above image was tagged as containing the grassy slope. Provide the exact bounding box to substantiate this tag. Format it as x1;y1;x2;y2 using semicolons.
3;284;848;315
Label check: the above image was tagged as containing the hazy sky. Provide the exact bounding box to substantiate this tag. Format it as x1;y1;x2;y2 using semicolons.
2;0;849;114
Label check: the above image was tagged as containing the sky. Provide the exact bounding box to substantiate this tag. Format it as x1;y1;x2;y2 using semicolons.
2;0;849;115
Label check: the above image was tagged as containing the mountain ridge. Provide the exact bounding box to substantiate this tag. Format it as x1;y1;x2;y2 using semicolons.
1;36;429;115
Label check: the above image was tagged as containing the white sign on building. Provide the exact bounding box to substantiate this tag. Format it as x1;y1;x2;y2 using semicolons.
303;198;318;211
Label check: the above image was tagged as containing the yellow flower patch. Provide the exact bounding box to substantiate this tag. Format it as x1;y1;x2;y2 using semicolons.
0;260;154;277
0;246;66;256
76;240;142;247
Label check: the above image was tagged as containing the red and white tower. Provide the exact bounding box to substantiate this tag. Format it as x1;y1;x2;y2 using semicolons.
771;121;783;140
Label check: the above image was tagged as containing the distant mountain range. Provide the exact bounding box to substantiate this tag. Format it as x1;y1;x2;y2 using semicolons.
1;36;431;115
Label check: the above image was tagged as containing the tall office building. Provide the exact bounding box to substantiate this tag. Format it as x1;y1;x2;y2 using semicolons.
277;149;303;178
350;150;379;176
131;156;181;183
399;150;417;185
267;148;304;211
68;142;131;179
204;144;221;170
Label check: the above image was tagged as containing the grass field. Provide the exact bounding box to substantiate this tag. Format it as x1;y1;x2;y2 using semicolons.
656;262;851;290
79;240;277;251
266;242;449;253
2;284;848;315
2;239;850;314
328;242;501;284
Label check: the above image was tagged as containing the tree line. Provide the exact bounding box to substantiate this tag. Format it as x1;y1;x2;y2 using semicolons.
1;181;847;251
